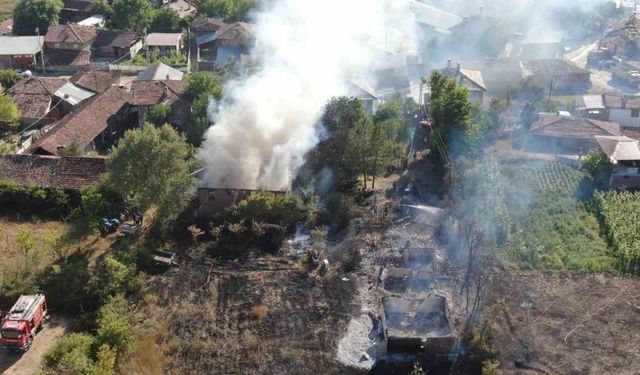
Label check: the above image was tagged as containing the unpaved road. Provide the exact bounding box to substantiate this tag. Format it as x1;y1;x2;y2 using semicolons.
0;316;71;375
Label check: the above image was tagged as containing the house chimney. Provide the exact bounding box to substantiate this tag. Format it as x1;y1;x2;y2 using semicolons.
457;61;461;71
447;58;452;69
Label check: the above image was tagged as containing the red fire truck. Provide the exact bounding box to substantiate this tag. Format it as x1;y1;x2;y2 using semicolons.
1;294;47;352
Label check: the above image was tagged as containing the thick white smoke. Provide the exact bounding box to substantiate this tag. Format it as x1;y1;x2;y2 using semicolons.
198;0;414;190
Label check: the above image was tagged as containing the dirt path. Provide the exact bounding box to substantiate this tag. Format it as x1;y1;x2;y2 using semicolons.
0;316;72;375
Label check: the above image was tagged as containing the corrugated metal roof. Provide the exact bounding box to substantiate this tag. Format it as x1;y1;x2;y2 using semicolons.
136;63;184;81
54;82;95;105
146;33;182;46
583;95;605;110
0;36;43;55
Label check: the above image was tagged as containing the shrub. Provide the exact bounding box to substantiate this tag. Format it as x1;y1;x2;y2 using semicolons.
42;333;96;375
146;104;172;126
80;187;110;233
0;181;78;216
482;360;501;375
39;253;91;313
0;94;21;130
0;69;22;90
226;192;317;233
94;296;133;358
88;257;136;305
581;148;612;188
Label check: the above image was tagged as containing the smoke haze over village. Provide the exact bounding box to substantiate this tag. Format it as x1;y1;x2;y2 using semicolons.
198;0;415;190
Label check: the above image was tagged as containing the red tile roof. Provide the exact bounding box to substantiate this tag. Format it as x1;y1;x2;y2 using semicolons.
71;70;121;93
44;24;98;45
130;80;187;106
92;31;141;49
27;86;132;155
0;154;106;190
7;77;67;119
530;116;621;139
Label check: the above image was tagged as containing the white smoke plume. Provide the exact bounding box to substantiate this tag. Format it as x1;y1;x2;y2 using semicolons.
198;0;415;190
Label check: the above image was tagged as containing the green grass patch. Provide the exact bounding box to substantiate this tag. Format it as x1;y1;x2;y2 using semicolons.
594;191;640;272
498;159;616;272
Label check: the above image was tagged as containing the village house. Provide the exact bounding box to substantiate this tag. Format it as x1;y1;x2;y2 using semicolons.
0;154;106;190
410;1;462;42
7;77;68;125
146;33;184;56
439;60;487;105
596;135;640;190
598;13;640;57
582;94;640;127
195;22;255;68
0;36;43;70
25;86;133;155
44;24;98;71
347;80;380;114
92;31;143;59
130;80;190;127
167;0;197;18
479;58;525;98
191;17;227;37
506;27;564;60
528;115;621;153
524;59;592;94
70;70;122;94
136;63;184;81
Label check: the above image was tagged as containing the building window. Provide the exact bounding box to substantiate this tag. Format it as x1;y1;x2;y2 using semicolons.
54;43;60;48
624;176;630;180
632;109;639;118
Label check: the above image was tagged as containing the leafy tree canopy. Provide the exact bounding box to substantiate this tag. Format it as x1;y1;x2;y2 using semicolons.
12;0;62;36
105;124;198;229
110;0;153;31
149;7;182;33
0;95;22;130
0;69;23;90
195;0;258;21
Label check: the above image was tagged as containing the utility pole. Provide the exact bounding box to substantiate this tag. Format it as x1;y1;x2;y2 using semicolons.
143;28;149;65
35;27;44;72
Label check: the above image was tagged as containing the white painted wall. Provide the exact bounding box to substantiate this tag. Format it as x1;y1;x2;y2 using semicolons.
609;108;640;127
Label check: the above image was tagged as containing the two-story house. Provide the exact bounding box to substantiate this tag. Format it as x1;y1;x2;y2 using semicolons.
44;24;98;71
596;135;640;190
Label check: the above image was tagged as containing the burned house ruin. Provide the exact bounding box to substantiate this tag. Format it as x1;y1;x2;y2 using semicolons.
380;296;456;357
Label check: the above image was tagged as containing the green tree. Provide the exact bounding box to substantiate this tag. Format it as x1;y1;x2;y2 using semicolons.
185;72;223;101
149;7;182;33
12;0;62;36
195;0;258;21
110;0;153;31
90;0;113;17
308;97;372;191
0;94;21;130
89;257;134;304
184;72;223;145
146;104;172;126
0;69;23;90
105;124;197;229
581;148;613;188
81;186;110;233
